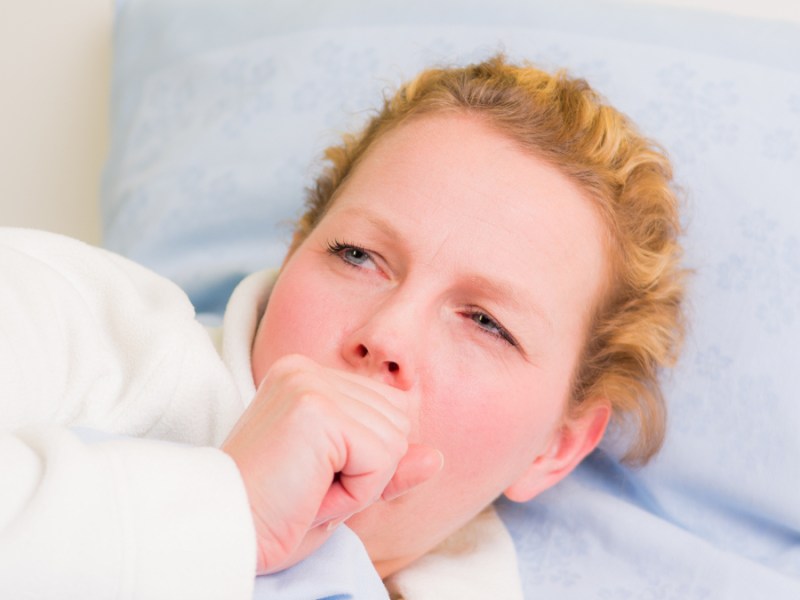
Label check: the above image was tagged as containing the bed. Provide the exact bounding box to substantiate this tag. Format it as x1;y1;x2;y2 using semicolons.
3;0;799;597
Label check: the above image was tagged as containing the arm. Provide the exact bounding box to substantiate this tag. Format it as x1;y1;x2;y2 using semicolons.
0;228;253;598
0;427;254;598
0;227;244;443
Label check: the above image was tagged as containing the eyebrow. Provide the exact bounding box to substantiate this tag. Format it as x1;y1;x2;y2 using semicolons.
461;273;555;337
342;207;406;243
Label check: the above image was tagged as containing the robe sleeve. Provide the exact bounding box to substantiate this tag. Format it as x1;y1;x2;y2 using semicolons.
0;228;255;598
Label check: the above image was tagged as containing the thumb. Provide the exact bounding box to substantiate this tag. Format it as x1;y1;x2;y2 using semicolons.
381;444;444;502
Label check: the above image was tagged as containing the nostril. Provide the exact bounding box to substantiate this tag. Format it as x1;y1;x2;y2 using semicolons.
357;344;369;358
387;361;399;373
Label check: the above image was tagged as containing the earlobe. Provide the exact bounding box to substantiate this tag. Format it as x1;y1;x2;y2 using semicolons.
503;400;611;502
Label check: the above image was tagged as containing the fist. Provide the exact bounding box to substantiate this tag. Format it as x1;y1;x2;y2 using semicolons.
222;355;443;573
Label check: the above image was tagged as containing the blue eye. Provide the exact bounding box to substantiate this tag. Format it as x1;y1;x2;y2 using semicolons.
326;240;376;269
469;311;517;347
342;247;369;265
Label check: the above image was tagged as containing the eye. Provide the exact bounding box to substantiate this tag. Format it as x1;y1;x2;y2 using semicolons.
326;240;379;271
467;309;518;347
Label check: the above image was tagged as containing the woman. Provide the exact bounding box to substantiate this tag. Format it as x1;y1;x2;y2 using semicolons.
0;55;684;598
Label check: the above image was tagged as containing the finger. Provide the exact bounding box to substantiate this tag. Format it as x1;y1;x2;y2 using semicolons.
381;444;444;502
312;443;444;527
312;422;409;524
323;384;411;438
267;356;412;433
327;367;411;412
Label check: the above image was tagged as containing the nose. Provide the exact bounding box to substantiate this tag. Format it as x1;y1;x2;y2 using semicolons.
341;297;418;390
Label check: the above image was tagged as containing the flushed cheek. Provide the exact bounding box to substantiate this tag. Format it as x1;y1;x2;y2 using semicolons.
420;380;542;495
255;269;348;375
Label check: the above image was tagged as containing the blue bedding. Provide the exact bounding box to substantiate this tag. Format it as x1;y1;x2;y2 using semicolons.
103;1;800;596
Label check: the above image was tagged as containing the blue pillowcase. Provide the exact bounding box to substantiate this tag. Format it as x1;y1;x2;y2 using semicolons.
103;0;800;596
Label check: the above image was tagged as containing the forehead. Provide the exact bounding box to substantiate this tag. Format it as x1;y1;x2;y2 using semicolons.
326;113;608;335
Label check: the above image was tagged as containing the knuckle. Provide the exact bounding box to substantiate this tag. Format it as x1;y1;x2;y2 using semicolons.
269;354;313;378
393;413;411;436
292;388;326;415
386;436;409;461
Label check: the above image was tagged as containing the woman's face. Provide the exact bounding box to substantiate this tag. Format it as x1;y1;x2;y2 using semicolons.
251;112;609;575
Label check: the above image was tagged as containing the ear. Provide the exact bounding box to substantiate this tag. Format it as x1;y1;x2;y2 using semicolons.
504;399;611;503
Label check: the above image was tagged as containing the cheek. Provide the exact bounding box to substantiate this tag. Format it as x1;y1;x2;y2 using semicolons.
420;366;556;491
252;265;345;380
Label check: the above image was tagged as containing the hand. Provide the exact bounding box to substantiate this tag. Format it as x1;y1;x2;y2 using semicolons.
221;355;443;574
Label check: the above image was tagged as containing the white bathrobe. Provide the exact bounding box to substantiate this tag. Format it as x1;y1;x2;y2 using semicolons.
0;228;522;600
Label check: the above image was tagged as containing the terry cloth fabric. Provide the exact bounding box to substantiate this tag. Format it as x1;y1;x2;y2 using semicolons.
383;507;524;600
0;227;254;599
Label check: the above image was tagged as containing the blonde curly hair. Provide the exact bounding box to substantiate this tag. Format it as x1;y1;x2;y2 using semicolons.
292;55;686;465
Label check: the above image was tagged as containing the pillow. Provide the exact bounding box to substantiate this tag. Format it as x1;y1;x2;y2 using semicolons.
103;0;800;596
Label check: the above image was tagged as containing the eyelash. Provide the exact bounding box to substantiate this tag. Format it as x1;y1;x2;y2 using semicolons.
326;239;373;268
466;309;518;347
326;239;518;348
